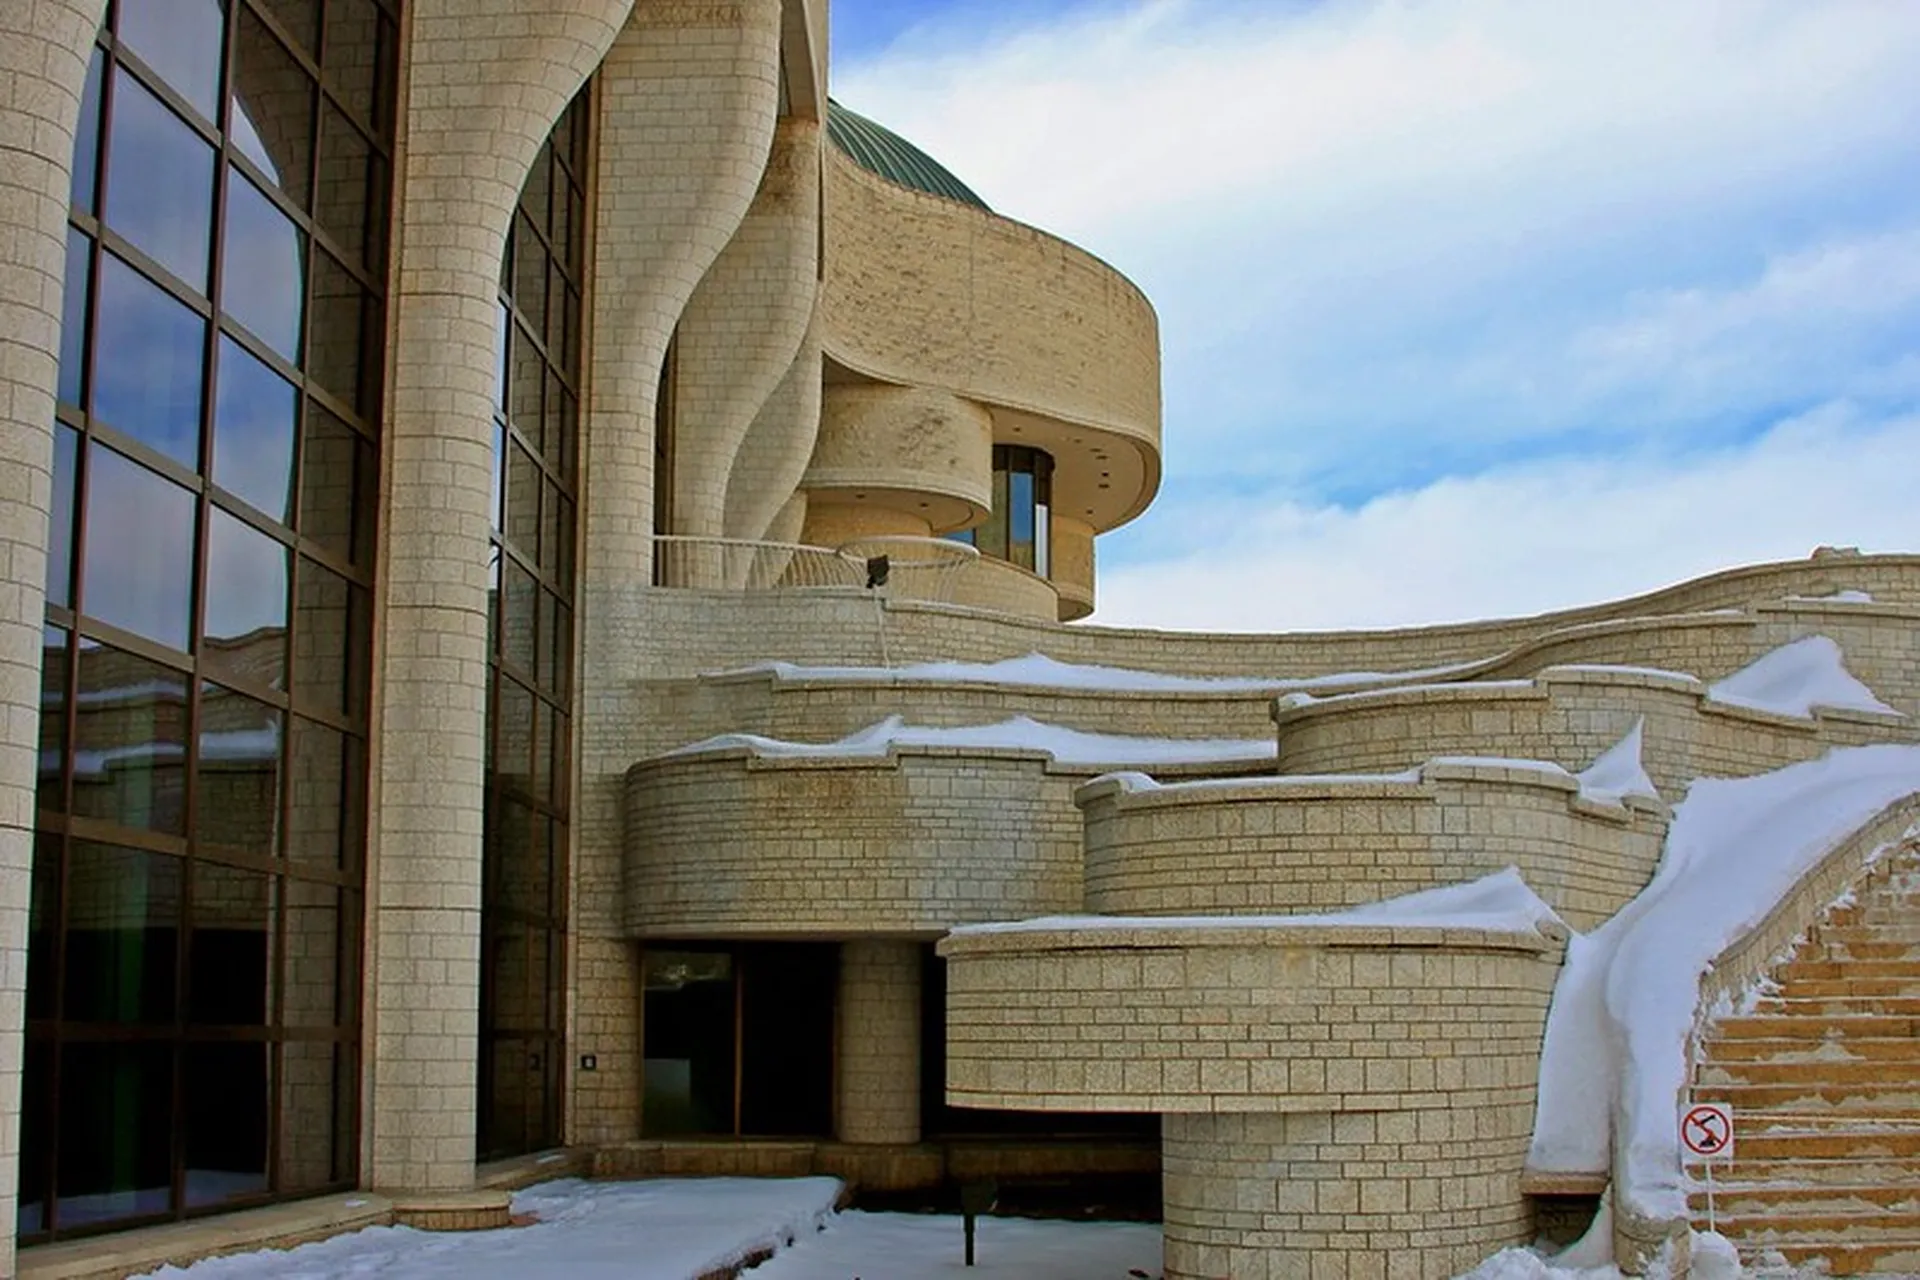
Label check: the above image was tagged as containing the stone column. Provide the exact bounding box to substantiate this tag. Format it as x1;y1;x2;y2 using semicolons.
367;0;631;1195
571;0;784;1147
0;2;108;1270
668;115;822;542
835;940;922;1146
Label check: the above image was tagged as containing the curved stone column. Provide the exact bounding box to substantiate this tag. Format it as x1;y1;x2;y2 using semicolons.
0;2;107;1267
668;115;822;538
836;940;922;1146
369;0;631;1194
723;303;824;549
571;0;782;1146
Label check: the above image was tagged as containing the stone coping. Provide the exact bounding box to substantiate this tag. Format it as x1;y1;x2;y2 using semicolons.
939;919;1563;956
637;739;1274;778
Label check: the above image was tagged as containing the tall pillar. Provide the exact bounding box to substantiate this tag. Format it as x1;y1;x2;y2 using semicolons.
835;940;922;1146
668;115;823;540
367;0;631;1194
571;0;783;1146
0;2;109;1270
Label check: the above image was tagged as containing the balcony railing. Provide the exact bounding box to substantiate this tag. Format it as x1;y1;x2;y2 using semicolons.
652;534;979;604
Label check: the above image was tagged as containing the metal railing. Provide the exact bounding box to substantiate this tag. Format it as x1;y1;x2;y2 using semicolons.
651;534;981;604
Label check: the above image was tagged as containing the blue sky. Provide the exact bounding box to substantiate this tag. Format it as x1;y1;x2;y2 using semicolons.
831;0;1920;631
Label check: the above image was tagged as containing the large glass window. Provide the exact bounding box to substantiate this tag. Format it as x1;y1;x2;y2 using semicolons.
642;945;837;1139
480;85;588;1162
25;0;397;1242
955;445;1054;578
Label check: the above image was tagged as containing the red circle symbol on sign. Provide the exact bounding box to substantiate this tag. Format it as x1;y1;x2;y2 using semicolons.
1681;1104;1730;1156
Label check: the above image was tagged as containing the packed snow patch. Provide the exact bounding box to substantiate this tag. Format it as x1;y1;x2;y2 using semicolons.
1527;745;1920;1238
748;1209;1161;1279
1576;721;1661;804
1706;636;1898;718
1785;589;1874;604
952;867;1565;939
140;1177;842;1278
662;715;1275;767
715;651;1480;693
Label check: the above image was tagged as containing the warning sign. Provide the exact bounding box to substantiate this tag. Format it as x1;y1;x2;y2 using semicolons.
1680;1102;1734;1164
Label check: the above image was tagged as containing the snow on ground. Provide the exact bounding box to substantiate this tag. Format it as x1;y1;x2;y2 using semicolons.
1527;744;1920;1242
142;1178;842;1279
748;1209;1161;1279
1706;635;1899;717
715;651;1481;693
952;867;1565;939
661;714;1275;767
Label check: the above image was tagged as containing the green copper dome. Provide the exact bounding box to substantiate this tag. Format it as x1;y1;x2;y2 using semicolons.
827;99;989;211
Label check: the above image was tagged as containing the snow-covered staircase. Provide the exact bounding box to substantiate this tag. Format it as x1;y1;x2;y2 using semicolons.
1689;844;1920;1273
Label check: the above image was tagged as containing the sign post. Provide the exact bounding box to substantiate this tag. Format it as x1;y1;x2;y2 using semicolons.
1680;1101;1735;1232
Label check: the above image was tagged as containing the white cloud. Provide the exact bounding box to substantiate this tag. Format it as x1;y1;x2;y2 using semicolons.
1087;405;1920;632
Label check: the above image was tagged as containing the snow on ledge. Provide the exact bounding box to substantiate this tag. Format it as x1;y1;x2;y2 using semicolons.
1785;588;1875;604
1576;720;1660;805
1527;744;1920;1240
658;715;1276;768
1705;635;1898;718
706;651;1481;693
949;868;1566;940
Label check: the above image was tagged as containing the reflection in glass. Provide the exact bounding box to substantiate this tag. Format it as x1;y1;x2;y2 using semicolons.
93;254;207;469
321;0;388;127
494;677;534;784
229;7;314;205
298;401;374;565
19;1043;52;1234
82;445;197;651
183;1042;269;1207
204;509;290;687
314;102;379;267
505;442;539;559
72;50;105;212
38;627;68;813
509;321;544;452
188;859;274;1022
104;68;216;291
29;838;61;1020
276;1041;351;1191
293;557;359;716
55;1041;174;1228
195;684;283;856
61;842;182;1023
285;717;348;870
223;174;306;362
500;559;536;676
305;250;366;410
1009;468;1035;569
282;880;343;1026
254;0;321;53
71;642;189;834
60;231;91;410
642;950;735;1136
116;0;227;122
48;427;78;609
213;337;298;522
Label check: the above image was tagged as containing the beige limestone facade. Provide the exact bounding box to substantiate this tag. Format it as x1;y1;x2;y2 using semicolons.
1;1;1918;1277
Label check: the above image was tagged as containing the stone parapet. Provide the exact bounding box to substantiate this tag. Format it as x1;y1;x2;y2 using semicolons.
1077;762;1667;931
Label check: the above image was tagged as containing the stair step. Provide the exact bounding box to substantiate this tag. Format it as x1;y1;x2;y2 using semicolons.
1777;959;1920;981
1712;1015;1920;1041
1751;994;1920;1017
1696;1060;1920;1088
1702;1155;1920;1183
1702;1036;1920;1063
1693;1081;1920;1110
1736;1238;1920;1275
1689;1183;1920;1216
1774;979;1920;1000
1709;1208;1920;1243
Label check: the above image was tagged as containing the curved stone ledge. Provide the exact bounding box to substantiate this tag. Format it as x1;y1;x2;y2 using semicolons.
804;384;994;532
936;917;1561;1114
1077;761;1669;930
1272;662;1914;798
623;743;1264;937
944;555;1061;622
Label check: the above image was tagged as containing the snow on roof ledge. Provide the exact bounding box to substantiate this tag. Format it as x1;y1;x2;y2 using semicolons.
949;868;1568;940
654;715;1277;769
1705;635;1899;719
702;651;1481;694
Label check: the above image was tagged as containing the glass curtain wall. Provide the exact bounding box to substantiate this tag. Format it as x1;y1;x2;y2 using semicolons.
949;445;1053;578
480;86;589;1161
26;0;397;1241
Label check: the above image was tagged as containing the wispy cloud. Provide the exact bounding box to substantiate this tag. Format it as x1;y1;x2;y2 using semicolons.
835;0;1920;625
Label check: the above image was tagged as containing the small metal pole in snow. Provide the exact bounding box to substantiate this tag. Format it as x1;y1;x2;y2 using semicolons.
1703;1158;1716;1234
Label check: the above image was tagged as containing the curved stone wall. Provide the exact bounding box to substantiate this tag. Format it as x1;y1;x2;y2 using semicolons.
821;149;1163;534
623;747;1261;937
1051;516;1097;622
1078;763;1668;931
803;384;994;532
1273;665;1914;799
938;919;1561;1278
944;555;1062;622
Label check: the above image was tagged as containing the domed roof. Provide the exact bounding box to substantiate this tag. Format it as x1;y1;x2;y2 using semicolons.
827;99;989;211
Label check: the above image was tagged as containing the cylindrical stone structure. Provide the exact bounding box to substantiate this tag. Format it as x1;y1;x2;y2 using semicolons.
0;3;109;1270
835;940;923;1146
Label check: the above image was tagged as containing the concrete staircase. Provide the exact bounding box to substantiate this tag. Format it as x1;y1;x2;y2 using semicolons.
1689;844;1920;1273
